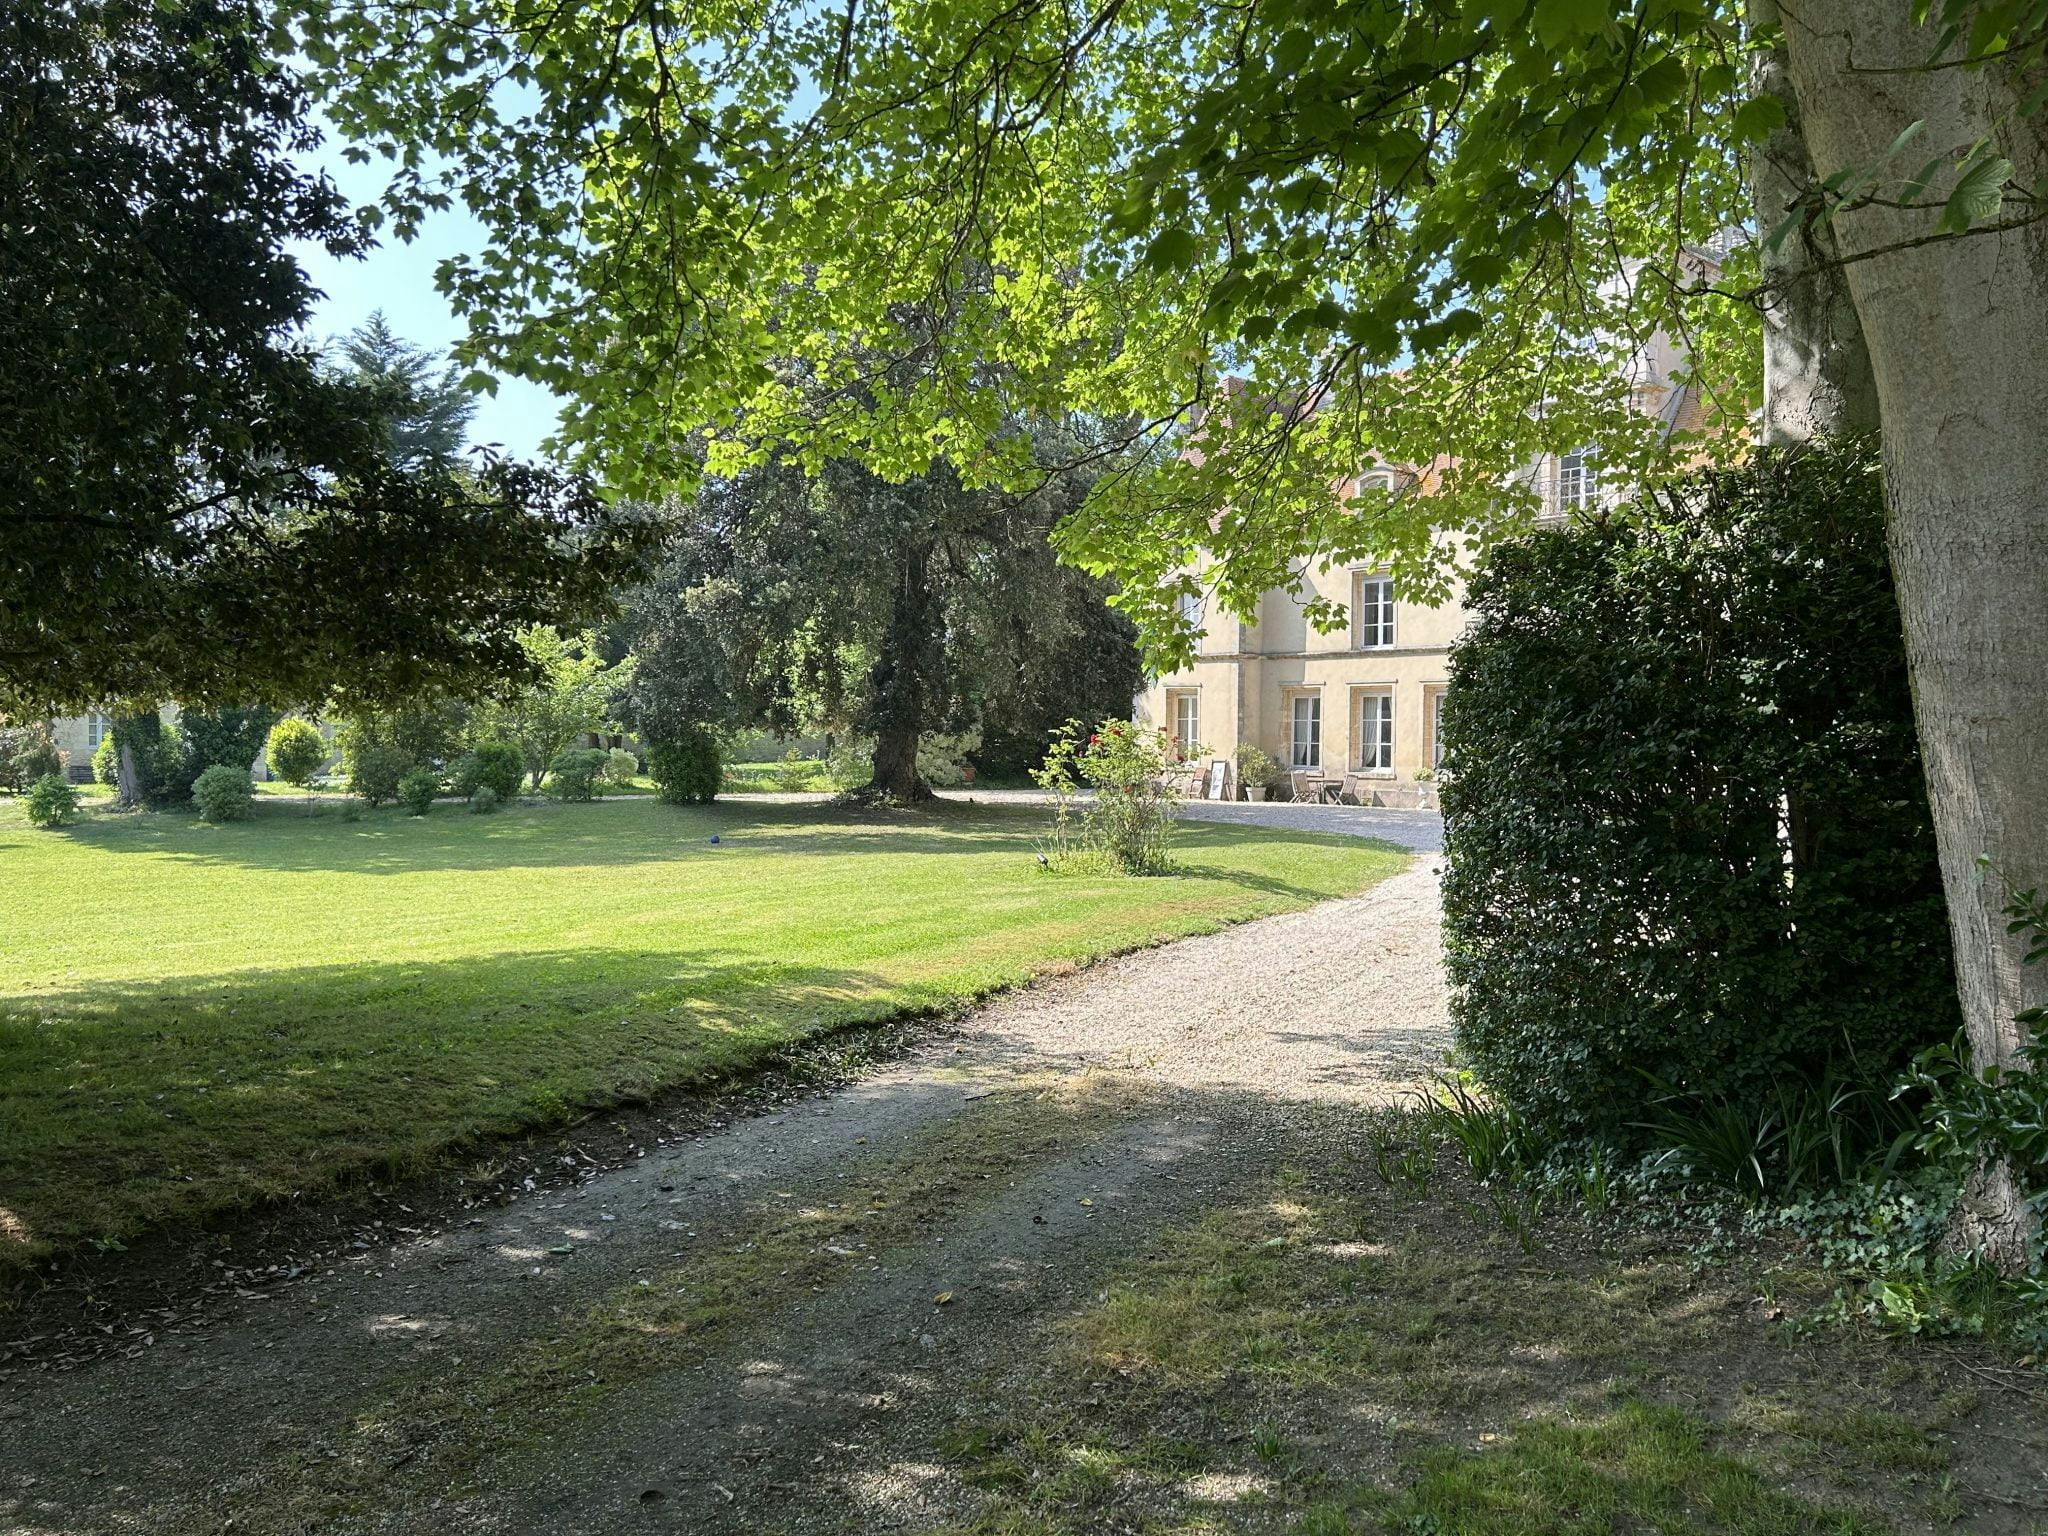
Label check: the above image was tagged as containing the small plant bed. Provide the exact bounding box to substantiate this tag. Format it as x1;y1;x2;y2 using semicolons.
0;793;1399;1275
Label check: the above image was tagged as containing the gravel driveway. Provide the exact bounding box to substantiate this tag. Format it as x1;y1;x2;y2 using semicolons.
2;859;1448;1535
937;786;1447;853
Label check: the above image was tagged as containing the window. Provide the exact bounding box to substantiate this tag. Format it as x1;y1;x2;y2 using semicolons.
1289;693;1322;769
86;712;109;749
1353;574;1395;649
1169;691;1199;753
1353;690;1394;771
1556;452;1597;511
1176;589;1205;655
1427;687;1448;769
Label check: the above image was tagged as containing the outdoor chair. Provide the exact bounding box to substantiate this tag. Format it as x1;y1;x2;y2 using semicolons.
1288;769;1324;802
1332;772;1365;805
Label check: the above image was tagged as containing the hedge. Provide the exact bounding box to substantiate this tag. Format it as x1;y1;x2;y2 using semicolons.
1439;442;1958;1143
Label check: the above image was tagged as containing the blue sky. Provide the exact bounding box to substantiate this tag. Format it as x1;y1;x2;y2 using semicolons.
292;133;563;461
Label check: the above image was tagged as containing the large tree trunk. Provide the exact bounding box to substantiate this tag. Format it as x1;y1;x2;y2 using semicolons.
863;542;941;802
1783;0;2048;1270
1749;0;1881;443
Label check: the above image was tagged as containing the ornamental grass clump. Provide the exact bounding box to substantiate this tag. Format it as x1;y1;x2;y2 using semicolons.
1034;718;1192;875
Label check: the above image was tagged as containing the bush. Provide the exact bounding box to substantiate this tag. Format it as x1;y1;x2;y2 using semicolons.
92;733;118;786
174;707;276;800
1035;718;1186;874
601;746;640;788
24;773;78;827
772;747;814;793
0;725;65;792
343;739;409;808
191;764;255;823
546;746;608;801
469;784;500;814
454;739;525;802
1439;443;1958;1148
93;715;185;804
397;767;440;816
265;715;328;790
649;730;721;805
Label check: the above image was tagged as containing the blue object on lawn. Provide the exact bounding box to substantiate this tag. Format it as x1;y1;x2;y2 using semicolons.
709;835;721;845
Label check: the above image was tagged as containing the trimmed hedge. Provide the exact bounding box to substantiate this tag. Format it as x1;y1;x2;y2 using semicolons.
649;730;720;805
1440;443;1958;1143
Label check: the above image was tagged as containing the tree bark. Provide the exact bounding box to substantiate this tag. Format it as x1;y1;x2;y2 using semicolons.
1749;0;1882;443
863;542;940;802
1782;0;2048;1270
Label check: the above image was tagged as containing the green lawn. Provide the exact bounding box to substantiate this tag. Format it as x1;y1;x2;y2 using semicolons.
0;794;1402;1273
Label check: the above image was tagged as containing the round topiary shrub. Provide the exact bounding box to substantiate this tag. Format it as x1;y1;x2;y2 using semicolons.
25;773;79;827
1439;443;1958;1147
648;730;720;805
265;715;328;792
601;746;640;789
459;740;525;802
92;733;118;786
469;784;500;815
397;767;439;816
191;764;256;823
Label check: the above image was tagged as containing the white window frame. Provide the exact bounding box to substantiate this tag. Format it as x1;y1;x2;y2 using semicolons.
1168;690;1200;754
1288;692;1322;770
1176;589;1205;655
1555;451;1596;511
87;712;109;750
1353;573;1395;650
1353;688;1395;773
1426;686;1448;770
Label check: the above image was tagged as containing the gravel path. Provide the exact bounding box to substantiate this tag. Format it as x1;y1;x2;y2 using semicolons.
938;787;1447;853
1;860;1448;1536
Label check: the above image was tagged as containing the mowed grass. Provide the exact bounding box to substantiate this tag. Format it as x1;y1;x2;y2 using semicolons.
0;795;1402;1272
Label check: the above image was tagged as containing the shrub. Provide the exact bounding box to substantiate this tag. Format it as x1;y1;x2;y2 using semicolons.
1232;744;1284;796
191;764;255;823
546;746;608;801
772;747;814;793
0;725;65;792
397;767;440;816
1035;718;1185;874
264;715;328;791
469;784;500;815
649;730;720;805
343;739;409;808
92;715;185;804
24;773;79;827
1439;443;1958;1148
455;739;525;802
174;707;277;800
92;733;118;786
601;746;640;788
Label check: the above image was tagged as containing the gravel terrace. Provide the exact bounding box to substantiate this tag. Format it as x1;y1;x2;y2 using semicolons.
1;835;1448;1535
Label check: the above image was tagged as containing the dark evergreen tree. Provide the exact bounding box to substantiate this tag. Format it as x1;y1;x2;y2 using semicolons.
329;311;476;469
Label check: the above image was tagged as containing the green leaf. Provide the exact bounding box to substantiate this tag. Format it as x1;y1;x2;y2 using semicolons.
1143;227;1202;272
1531;0;1608;49
1731;95;1788;142
1939;152;2013;233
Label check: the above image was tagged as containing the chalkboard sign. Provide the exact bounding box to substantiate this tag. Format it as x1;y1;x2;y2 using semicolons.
1205;759;1228;800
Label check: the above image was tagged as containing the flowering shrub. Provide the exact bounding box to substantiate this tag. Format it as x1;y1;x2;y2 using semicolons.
1034;718;1192;875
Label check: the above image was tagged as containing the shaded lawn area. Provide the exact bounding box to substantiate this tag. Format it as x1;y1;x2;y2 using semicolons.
0;795;1402;1273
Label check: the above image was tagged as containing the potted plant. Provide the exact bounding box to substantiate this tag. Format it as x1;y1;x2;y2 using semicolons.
1234;744;1282;802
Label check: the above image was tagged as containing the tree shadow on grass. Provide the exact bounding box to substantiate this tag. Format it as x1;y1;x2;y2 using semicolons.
0;944;921;1271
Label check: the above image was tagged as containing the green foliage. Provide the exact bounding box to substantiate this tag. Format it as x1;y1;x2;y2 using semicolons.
397;767;440;816
328;310;474;469
92;733;117;787
1904;879;2048;1237
1232;744;1285;796
190;764;255;823
0;724;65;792
455;740;526;803
1416;1076;1531;1185
340;732;409;808
1035;719;1187;875
1440;444;1958;1146
108;713;186;806
468;784;500;814
771;748;813;794
600;746;640;788
0;0;659;719
175;706;278;800
545;747;607;802
24;773;79;828
264;716;328;789
648;731;720;805
473;627;633;791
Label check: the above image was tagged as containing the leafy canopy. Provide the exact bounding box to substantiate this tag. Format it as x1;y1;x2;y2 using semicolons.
0;0;658;717
298;0;2045;661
